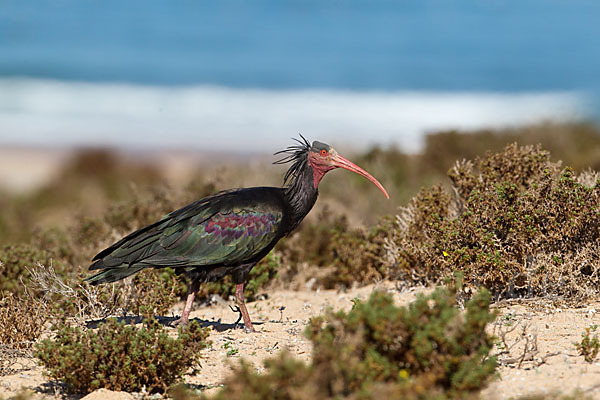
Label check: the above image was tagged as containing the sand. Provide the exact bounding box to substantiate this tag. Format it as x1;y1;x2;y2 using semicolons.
2;282;600;399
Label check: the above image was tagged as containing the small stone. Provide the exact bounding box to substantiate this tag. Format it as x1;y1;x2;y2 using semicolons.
81;389;133;400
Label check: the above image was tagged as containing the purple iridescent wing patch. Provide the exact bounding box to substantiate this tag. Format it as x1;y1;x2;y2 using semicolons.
204;213;279;238
146;208;283;267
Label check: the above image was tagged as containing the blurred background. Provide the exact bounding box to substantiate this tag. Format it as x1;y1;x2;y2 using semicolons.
1;0;600;237
1;1;598;151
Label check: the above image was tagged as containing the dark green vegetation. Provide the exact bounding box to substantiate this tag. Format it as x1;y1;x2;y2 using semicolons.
34;318;210;393
277;209;393;288
203;282;496;400
388;143;600;302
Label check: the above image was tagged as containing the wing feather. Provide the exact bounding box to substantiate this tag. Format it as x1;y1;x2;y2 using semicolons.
87;188;285;282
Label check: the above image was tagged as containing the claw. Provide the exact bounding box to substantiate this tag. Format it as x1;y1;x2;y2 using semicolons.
169;317;187;327
229;305;243;327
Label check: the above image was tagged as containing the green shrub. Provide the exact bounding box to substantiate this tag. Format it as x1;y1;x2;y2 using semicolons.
0;244;58;296
203;352;317;400
388;143;600;302
575;325;600;363
278;208;351;269
278;208;394;289
126;268;187;316
20;261;182;324
35;317;210;393
307;282;497;398
318;217;394;288
208;281;497;399
0;292;48;376
0;292;48;348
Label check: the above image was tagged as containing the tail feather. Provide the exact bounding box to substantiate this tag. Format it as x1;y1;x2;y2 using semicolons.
88;259;106;271
85;264;146;285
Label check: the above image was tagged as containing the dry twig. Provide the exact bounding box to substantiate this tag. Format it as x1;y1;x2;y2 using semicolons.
493;314;540;369
27;263;121;323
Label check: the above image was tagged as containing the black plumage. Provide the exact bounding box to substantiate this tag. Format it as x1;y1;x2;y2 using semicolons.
87;136;388;331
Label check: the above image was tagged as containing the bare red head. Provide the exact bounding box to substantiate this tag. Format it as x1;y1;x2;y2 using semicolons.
307;141;389;199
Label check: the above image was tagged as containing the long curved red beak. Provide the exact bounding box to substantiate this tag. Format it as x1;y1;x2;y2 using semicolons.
332;154;389;199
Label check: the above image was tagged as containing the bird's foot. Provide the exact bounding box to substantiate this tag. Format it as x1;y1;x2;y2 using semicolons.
169;316;189;328
243;321;256;333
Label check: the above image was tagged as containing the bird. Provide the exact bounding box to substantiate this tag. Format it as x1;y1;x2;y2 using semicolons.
86;136;389;332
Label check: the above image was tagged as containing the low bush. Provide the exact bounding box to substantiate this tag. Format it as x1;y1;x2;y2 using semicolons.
207;281;497;399
0;291;48;376
0;292;47;349
278;208;394;289
204;352;319;400
317;217;394;288
27;262;188;326
307;281;497;398
27;264;123;323
575;325;600;363
126;268;187;316
0;244;58;296
386;143;600;302
278;208;350;269
35;317;210;393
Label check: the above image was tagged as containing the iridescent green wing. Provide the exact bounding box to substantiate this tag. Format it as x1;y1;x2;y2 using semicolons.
87;188;284;284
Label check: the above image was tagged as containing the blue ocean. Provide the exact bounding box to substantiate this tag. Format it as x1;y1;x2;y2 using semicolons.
0;1;598;151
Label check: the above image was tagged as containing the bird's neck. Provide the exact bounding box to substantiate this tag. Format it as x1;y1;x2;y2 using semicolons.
283;163;319;232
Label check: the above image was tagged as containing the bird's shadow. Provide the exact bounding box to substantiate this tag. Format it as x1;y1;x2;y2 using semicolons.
85;314;263;332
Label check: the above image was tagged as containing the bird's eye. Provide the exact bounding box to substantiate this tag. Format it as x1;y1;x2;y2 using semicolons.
320;149;327;156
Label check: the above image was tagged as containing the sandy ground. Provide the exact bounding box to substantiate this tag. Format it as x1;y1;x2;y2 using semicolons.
2;283;600;399
0;147;70;193
0;146;263;195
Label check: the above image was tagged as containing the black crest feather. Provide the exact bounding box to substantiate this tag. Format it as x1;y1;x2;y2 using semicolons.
273;134;311;185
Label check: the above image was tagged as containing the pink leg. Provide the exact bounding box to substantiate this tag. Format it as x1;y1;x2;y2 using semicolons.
235;283;256;332
171;279;199;326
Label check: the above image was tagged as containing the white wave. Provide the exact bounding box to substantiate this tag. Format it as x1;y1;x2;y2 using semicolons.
0;77;590;152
